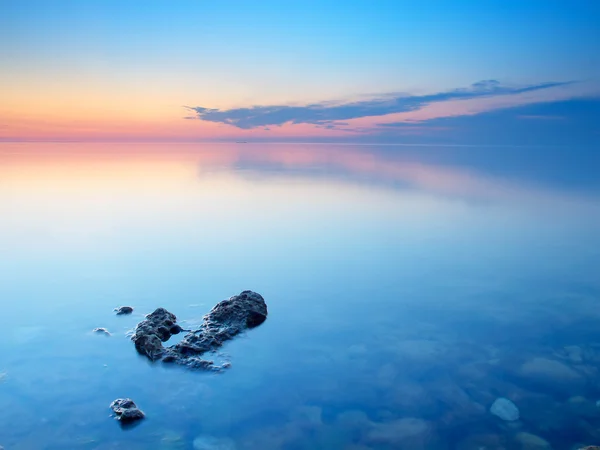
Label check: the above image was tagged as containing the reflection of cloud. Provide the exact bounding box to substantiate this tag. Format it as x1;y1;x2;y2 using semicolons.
4;143;597;214
194;145;599;210
517;115;565;120
186;80;570;129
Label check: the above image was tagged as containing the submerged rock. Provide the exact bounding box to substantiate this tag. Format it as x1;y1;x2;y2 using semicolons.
366;417;432;448
455;433;505;450
514;431;550;449
132;291;268;369
93;327;111;336
519;357;582;382
193;436;237;450
110;398;145;423
490;397;520;421
115;306;134;315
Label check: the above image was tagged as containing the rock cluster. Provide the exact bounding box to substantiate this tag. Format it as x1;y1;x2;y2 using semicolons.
110;398;145;423
132;290;268;370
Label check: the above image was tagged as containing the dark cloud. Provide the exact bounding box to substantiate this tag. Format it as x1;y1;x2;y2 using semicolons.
185;80;571;129
376;97;600;147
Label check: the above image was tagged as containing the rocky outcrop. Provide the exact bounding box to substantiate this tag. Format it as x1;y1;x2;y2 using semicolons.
115;306;134;315
131;291;267;370
131;308;180;360
110;398;145;423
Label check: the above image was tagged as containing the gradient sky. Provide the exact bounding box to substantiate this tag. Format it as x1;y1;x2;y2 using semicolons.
1;0;599;143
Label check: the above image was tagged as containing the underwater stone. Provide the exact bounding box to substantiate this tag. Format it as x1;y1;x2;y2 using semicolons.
514;432;550;449
366;417;431;447
490;397;520;421
520;357;582;382
93;327;111;336
132;291;267;369
110;398;145;423
115;306;134;315
193;436;237;450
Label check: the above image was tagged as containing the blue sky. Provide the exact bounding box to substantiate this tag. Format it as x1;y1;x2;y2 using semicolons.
1;0;599;142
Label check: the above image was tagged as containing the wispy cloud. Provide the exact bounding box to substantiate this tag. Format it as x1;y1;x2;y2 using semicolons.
185;80;571;129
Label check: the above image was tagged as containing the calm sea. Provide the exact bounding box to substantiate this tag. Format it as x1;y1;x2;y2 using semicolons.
0;142;599;449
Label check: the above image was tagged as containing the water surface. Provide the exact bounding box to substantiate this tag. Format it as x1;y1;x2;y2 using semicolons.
0;143;599;449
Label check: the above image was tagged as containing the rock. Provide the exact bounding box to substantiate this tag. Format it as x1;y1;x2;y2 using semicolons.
514;431;550;449
115;306;134;315
366;417;432;447
490;397;520;421
520;357;582;382
579;446;600;450
455;433;505;450
564;345;584;363
193;436;237;450
110;398;145;423
93;327;111;336
132;308;178;360
133;291;267;369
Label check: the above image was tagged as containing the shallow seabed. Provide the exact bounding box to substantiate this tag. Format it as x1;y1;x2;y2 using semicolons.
0;143;599;449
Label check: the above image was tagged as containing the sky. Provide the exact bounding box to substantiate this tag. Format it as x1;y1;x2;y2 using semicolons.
1;0;599;144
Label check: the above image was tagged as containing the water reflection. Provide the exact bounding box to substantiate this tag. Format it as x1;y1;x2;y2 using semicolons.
0;142;599;449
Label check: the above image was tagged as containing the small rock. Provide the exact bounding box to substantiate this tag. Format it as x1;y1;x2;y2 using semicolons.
579;446;600;450
490;397;520;421
520;357;582;382
514;431;550;449
110;398;145;423
455;433;505;450
367;417;431;445
93;328;111;336
115;306;134;315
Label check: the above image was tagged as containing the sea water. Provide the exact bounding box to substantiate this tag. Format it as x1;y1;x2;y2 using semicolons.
0;142;599;449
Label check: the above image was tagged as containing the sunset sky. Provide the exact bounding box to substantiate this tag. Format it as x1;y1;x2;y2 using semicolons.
1;0;599;144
